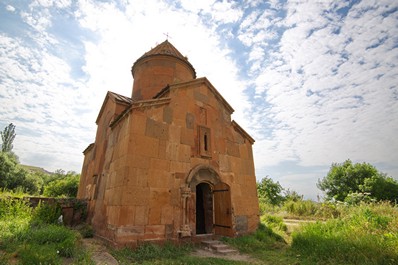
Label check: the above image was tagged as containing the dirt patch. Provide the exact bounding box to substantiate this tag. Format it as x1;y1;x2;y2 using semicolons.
82;238;119;265
191;248;258;263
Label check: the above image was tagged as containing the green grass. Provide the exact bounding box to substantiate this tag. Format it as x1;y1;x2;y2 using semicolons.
292;202;398;265
1;192;397;265
0;196;92;264
112;242;247;264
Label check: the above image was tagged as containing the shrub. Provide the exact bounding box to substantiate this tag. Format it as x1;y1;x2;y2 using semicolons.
261;215;287;232
0;197;32;219
75;223;94;238
31;201;62;225
284;200;318;217
17;244;61;265
43;172;80;198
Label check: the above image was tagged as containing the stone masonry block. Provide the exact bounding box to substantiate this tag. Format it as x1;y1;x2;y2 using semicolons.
161;205;174;224
149;188;170;207
122;186;149;206
170;161;191;173
180;128;194;146
128;154;150;170
163;106;173;124
123;168;138;187
148;169;171;188
150;158;170;171
145;225;165;236
109;186;123;206
166;142;179;161
185;113;195;129
226;140;240;157
135;205;148;226
158;140;167;159
194;91;209;104
129;134;159;158
178;144;191;162
119;206;135;226
145;118;169;140
131;112;147;135
235;215;248;233
107;206;121;226
168;125;181;143
148;207;162;225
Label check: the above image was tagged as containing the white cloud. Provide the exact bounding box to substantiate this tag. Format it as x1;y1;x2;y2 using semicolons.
6;5;15;12
0;0;397;199
75;0;251;125
246;1;398;178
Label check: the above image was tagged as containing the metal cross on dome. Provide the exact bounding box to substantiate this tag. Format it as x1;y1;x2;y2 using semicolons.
163;32;172;40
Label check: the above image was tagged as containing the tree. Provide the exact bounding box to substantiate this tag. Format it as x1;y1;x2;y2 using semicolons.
360;175;398;203
0;152;41;194
257;176;285;206
1;123;16;153
43;171;80;197
318;159;398;203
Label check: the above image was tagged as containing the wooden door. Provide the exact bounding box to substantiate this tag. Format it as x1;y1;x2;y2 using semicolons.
213;182;233;237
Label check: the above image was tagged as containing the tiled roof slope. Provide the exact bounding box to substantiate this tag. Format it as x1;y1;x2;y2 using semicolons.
138;39;187;61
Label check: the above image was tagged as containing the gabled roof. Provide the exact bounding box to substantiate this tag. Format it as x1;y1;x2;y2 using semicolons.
83;143;94;154
95;91;132;124
154;77;235;114
132;40;196;78
232;121;255;144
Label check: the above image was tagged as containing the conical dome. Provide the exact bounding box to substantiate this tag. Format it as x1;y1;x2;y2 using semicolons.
131;40;196;100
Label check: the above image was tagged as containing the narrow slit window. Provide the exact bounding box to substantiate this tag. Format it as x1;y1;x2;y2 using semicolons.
204;133;208;151
198;126;211;158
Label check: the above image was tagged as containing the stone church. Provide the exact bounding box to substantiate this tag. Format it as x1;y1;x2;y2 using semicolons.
77;40;259;246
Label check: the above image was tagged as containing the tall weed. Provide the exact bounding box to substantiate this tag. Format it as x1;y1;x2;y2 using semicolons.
292;202;398;264
31;201;62;225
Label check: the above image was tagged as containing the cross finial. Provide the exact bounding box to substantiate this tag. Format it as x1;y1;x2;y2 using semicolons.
163;32;171;40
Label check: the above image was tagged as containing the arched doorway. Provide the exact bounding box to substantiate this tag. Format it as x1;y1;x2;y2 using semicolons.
182;165;234;237
196;182;213;234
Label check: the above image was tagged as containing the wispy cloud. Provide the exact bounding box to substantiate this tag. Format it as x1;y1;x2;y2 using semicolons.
242;1;398;176
0;0;396;199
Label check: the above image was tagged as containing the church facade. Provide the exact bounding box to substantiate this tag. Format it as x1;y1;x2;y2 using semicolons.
77;40;259;246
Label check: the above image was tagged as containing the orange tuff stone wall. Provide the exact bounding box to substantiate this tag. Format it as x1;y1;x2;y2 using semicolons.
78;77;260;246
131;55;196;100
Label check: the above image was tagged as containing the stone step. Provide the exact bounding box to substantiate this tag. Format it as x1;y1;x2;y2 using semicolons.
201;240;222;248
216;248;239;255
211;243;229;251
201;240;238;255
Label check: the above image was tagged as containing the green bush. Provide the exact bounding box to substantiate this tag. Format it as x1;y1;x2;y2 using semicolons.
17;244;61;265
75;223;94;238
31;201;62;225
0;197;32;219
0;197;32;245
316;202;341;219
284;200;318;217
261;215;287;232
43;172;80;198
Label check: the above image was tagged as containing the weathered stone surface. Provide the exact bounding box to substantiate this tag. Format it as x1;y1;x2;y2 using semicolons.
185;113;195;129
163;106;173;124
145;118;169;140
235;215;248;233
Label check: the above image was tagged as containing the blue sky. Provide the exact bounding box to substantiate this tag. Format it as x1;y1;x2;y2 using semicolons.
0;0;397;200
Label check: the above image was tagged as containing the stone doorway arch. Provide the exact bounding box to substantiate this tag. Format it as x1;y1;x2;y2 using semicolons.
179;165;233;237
